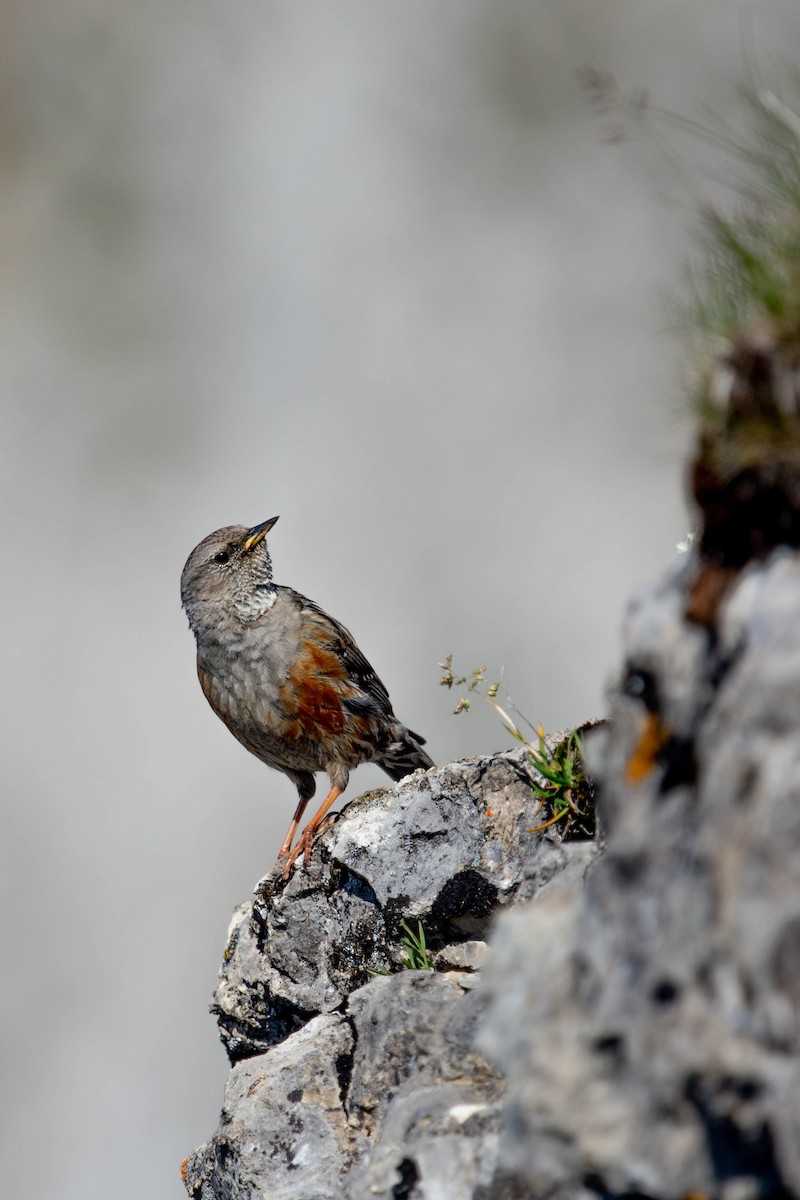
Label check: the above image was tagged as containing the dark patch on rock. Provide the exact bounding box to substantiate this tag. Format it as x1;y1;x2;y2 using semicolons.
430;869;499;939
622;665;661;714
391;1157;419;1199
337;864;379;905
650;978;680;1006
685;1074;789;1196
213;986;314;1063
657;733;697;793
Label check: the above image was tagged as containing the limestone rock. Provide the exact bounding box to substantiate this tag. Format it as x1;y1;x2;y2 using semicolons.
186;746;597;1198
212;749;583;1063
183;1013;361;1200
479;548;800;1199
187;549;800;1199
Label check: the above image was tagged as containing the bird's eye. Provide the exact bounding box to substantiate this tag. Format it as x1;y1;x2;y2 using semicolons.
214;551;230;565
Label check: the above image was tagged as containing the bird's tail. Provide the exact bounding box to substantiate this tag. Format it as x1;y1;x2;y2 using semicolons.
378;726;434;783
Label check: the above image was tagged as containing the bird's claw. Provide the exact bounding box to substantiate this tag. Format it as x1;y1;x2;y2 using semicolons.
280;830;313;879
279;811;338;879
280;848;298;880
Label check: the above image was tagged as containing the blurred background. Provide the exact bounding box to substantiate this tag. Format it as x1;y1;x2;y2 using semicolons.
2;2;798;1196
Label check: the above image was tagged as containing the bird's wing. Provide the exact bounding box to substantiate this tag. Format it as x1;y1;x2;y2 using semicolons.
283;589;395;720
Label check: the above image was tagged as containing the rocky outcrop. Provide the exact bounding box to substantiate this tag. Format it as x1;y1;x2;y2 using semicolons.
183;543;800;1200
186;544;800;1200
479;548;800;1200
182;747;598;1199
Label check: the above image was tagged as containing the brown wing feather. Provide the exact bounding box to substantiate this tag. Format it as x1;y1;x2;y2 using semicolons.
287;590;394;716
280;643;349;739
277;591;395;749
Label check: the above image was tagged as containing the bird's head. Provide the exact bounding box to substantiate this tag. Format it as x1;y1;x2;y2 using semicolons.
181;516;279;629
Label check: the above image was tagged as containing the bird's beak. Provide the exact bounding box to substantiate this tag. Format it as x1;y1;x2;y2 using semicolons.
242;515;279;552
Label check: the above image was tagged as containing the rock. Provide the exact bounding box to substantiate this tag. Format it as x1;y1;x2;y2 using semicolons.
185;746;599;1197
478;548;800;1199
186;550;800;1200
344;971;495;1128
212;748;587;1063
342;970;504;1198
434;939;487;971
183;1012;361;1200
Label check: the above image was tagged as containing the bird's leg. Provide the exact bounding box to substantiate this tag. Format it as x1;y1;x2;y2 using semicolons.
301;785;343;863
282;785;343;875
276;794;312;860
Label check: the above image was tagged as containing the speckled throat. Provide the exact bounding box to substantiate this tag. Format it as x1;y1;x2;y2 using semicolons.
232;583;277;622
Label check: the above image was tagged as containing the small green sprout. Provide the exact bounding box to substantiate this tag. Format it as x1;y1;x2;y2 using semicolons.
527;727;589;834
398;920;435;972
370;919;435;976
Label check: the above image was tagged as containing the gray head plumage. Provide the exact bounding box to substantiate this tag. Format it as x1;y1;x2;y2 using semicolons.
181;516;279;630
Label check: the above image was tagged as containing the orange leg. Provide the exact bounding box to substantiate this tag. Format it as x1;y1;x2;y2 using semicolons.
282;785;342;875
277;794;312;860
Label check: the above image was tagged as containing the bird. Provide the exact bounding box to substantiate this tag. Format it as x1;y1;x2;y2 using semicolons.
180;517;434;872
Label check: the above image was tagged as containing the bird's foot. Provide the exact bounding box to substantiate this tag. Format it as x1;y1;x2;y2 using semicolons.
279;784;344;878
280;828;314;878
279;811;340;878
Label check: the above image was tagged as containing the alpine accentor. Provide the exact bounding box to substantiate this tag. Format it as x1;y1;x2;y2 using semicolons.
181;517;433;870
